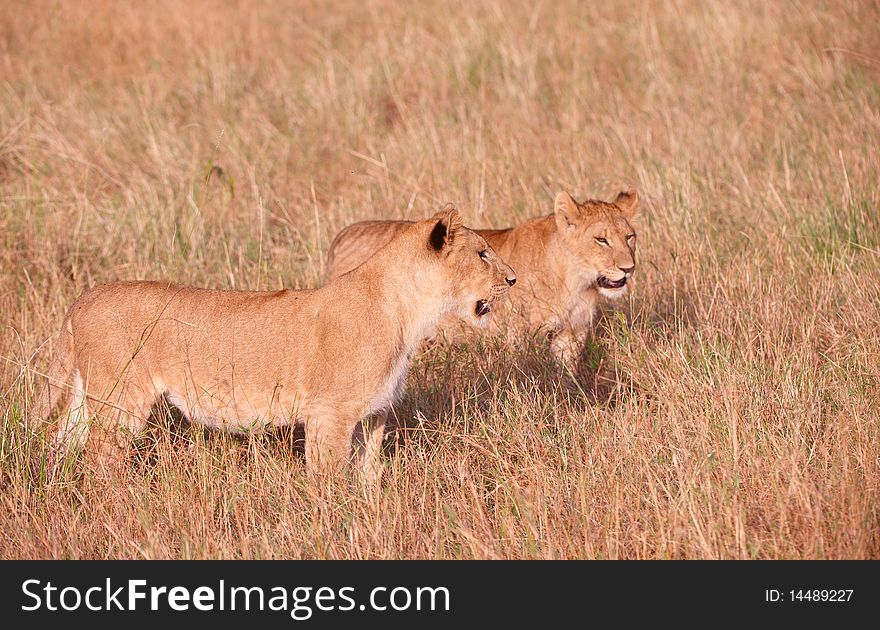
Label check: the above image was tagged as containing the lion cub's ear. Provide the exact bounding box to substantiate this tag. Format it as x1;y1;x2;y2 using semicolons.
429;203;464;252
614;187;641;221
554;192;579;233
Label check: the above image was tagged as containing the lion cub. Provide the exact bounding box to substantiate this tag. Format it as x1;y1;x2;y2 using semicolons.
325;189;641;364
32;205;516;480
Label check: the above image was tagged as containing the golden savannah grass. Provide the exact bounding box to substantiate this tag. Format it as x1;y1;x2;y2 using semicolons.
1;0;879;558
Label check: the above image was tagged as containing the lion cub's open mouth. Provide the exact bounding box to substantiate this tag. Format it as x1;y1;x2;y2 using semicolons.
597;275;627;290
475;299;491;317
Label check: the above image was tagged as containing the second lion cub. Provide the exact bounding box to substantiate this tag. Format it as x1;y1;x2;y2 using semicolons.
325;189;641;364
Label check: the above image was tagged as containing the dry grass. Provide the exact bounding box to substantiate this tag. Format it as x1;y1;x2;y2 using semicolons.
1;0;879;559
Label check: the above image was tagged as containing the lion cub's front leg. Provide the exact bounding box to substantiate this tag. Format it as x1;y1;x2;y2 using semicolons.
304;415;358;479
305;411;391;488
357;409;388;487
306;410;389;485
549;327;585;370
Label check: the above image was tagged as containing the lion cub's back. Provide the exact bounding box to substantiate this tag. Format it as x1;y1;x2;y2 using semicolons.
66;282;303;360
324;220;414;283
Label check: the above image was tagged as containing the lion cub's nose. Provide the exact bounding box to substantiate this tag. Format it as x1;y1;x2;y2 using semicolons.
506;275;517;287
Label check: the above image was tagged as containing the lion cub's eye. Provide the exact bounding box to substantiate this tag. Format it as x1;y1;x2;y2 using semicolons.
595;237;609;246
626;234;636;242
479;250;489;261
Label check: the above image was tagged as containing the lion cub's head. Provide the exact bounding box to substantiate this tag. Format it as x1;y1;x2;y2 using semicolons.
554;188;641;299
425;204;516;327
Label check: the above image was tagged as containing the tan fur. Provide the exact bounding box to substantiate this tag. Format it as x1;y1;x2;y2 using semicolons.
32;206;515;481
324;189;641;364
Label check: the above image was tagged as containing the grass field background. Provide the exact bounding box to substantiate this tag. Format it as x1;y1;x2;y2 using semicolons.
1;0;878;558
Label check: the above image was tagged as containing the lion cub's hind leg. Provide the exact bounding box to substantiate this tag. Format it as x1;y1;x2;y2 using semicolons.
82;383;157;478
52;369;90;463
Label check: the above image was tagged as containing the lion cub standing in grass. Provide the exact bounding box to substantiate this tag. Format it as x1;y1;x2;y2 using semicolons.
31;205;516;481
325;189;641;364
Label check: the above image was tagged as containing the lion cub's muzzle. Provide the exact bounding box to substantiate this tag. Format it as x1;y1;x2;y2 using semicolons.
598;264;635;290
476;275;516;317
598;275;627;290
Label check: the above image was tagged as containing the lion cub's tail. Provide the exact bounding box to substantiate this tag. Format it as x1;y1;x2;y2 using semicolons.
28;318;75;430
